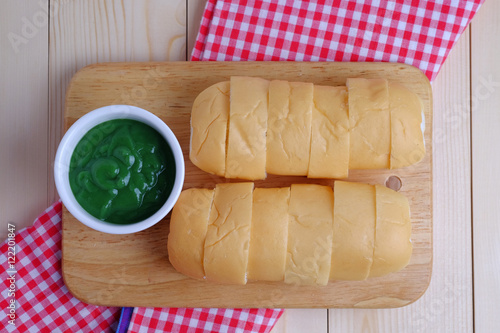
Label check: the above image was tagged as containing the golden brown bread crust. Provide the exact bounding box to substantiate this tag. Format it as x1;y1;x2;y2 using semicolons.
190;77;425;180
167;182;412;285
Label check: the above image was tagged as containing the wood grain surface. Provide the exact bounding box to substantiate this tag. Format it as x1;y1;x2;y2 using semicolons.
48;0;187;205
471;1;500;331
0;0;50;240
328;27;473;333
61;61;432;309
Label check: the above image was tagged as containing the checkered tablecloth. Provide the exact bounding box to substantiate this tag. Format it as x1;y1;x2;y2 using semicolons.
0;202;120;333
192;0;484;81
0;202;282;332
1;0;485;331
128;308;282;332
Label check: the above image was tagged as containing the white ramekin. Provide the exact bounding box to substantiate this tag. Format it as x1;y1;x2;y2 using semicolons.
54;105;185;234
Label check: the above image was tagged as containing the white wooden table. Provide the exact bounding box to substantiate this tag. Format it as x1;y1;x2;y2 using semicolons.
1;1;498;331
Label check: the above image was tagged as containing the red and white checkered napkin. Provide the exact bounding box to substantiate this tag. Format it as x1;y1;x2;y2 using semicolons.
128;307;282;333
191;0;484;81
0;201;282;332
0;202;120;333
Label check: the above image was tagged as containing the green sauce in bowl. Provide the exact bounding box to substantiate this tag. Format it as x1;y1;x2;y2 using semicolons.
69;119;175;224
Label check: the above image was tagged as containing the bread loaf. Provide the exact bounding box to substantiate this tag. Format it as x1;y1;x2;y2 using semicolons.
167;181;412;285
190;77;425;180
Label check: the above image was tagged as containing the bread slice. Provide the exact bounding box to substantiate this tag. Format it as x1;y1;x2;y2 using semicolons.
308;85;349;179
189;81;230;176
167;188;214;280
285;184;334;286
203;182;254;284
266;80;314;176
225;76;269;180
389;82;426;169
369;184;412;277
247;187;290;281
347;78;390;169
330;181;376;280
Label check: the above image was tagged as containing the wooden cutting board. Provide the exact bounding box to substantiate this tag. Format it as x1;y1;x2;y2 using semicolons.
62;61;432;309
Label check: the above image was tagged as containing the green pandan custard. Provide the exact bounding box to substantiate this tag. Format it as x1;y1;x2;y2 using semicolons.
69;119;176;224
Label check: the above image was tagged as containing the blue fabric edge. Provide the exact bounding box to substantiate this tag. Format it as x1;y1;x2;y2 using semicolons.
116;307;134;333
